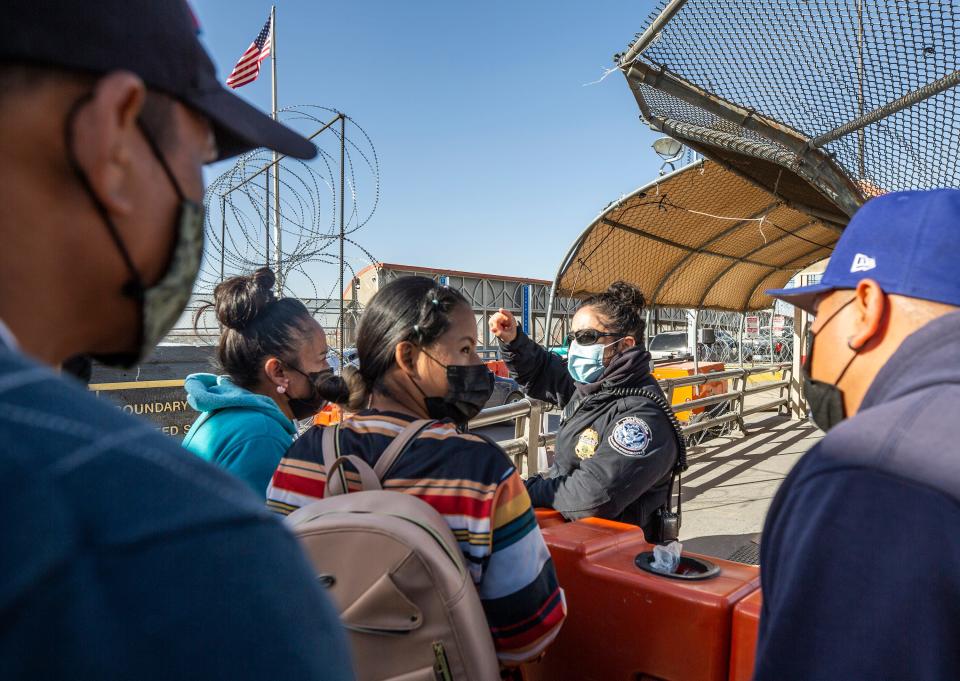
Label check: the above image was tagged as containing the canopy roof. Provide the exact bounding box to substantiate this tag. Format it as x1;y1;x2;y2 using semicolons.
554;160;837;312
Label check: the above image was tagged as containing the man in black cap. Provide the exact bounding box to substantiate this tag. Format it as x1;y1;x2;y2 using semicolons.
0;2;352;678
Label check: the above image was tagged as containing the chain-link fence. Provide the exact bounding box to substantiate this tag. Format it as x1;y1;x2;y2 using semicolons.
644;308;795;366
620;1;960;220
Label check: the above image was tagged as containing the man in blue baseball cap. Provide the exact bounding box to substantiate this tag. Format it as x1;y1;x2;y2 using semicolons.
754;189;960;681
0;2;353;679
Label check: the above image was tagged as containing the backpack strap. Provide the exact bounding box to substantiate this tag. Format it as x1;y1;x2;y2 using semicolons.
321;424;348;496
323;455;381;498
373;419;436;481
320;420;435;497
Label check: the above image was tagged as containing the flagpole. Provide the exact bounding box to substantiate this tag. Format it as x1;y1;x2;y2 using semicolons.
339;114;346;369
270;4;282;290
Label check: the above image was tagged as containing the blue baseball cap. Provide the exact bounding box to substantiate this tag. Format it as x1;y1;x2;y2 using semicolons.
766;189;960;313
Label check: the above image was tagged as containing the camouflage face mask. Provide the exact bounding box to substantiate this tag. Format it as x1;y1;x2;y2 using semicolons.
65;94;205;367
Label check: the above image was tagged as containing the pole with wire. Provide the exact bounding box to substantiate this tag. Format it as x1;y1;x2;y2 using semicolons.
339;113;346;370
220;195;226;282
264;169;270;267
270;4;282;290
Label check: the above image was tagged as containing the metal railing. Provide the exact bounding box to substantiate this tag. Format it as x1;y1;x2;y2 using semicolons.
469;398;555;476
661;363;792;437
469;363;792;473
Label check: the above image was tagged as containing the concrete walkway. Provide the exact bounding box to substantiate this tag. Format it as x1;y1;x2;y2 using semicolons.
679;397;822;561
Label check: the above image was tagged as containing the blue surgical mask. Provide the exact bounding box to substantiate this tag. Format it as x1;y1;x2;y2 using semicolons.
567;339;621;384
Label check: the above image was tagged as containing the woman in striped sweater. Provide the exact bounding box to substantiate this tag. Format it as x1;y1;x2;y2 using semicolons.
267;276;566;666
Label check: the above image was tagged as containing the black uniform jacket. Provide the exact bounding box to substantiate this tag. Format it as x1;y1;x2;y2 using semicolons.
500;330;679;532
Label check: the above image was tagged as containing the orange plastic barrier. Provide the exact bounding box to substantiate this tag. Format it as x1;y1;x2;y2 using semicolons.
313;403;342;426
534;508;568;530
485;359;509;378
728;588;762;681
523;518;760;681
653;361;728;422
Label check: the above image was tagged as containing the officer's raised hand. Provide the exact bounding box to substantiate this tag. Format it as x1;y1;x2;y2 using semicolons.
490;308;518;343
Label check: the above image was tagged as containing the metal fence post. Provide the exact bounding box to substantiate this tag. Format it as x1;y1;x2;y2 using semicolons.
738;313;745;367
779;364;792;416
735;370;748;433
790;288;808;420
768;306;776;363
525;400;543;477
513;407;527;472
692;309;700;373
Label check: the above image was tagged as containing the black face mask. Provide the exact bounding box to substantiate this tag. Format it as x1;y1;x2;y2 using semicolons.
413;351;496;427
803;297;858;433
286;366;349;421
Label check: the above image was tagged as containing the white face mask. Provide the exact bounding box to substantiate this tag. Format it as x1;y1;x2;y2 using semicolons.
567;339;621;384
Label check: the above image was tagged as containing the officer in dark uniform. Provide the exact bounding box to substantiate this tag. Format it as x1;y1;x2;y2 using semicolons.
491;281;682;541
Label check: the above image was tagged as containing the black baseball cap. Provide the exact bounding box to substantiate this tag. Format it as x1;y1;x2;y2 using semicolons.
2;0;316;161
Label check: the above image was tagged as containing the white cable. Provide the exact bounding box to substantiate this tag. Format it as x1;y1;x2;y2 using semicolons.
679;207;766;222
583;64;622;87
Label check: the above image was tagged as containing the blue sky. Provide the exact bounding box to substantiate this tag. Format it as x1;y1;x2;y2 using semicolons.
193;0;665;294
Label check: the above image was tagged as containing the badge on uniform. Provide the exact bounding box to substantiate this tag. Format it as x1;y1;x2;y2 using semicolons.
609;417;653;457
575;428;600;459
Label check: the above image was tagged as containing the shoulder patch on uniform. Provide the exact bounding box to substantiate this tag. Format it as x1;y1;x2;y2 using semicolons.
608;416;653;457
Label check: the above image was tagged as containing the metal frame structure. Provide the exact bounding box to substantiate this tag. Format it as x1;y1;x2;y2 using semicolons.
623;63;861;221
361;264;581;352
217;112;352;366
617;1;960;222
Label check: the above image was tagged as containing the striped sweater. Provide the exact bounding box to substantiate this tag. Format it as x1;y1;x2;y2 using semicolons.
267;410;566;663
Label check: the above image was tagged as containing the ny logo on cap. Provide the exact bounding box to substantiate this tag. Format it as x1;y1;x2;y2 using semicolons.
850;253;877;273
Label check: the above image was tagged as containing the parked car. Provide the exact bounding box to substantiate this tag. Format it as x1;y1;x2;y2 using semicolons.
330;346;358;371
648;331;692;362
489;375;525;407
648;329;741;364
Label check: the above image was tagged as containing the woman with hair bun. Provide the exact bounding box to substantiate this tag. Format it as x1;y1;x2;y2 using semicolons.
267;276;566;665
183;268;345;496
490;280;682;542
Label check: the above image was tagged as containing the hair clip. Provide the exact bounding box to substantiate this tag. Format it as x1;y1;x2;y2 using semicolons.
431;298;439;306
413;324;421;335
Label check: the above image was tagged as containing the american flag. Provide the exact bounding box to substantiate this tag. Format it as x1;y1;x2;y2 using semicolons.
226;15;272;89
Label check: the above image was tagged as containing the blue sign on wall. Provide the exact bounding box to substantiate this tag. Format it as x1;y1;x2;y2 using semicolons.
439;275;448;286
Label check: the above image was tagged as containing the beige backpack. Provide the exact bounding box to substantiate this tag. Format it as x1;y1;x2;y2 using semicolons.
285;420;501;681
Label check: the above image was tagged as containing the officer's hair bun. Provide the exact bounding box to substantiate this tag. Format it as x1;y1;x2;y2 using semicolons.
213;267;277;332
605;281;646;312
578;280;647;340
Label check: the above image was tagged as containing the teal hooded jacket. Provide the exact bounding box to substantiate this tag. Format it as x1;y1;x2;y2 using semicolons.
183;374;296;497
